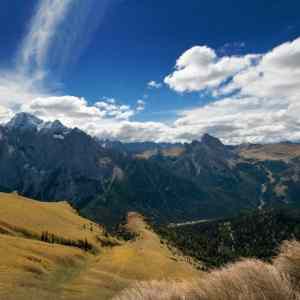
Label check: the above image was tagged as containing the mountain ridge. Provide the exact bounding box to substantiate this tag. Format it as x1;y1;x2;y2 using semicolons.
1;113;300;228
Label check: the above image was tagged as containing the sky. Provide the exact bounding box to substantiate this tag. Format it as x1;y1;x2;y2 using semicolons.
0;0;300;144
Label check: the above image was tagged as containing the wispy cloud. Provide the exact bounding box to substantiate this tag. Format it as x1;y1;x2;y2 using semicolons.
0;0;75;115
0;0;115;117
19;0;73;75
147;80;162;89
19;0;116;77
0;0;148;142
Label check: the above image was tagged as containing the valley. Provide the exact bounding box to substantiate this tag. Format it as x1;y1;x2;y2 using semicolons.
2;113;300;230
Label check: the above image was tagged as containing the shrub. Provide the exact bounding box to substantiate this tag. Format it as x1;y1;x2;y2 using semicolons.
114;259;300;300
274;240;300;289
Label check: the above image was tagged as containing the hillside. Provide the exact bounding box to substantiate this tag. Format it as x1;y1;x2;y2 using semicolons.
0;192;106;249
115;241;300;300
238;143;300;162
156;208;300;268
62;212;200;300
0;193;200;300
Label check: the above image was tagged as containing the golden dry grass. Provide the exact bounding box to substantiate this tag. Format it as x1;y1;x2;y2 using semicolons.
135;147;185;159
62;212;200;300
274;240;300;289
239;143;300;162
115;258;300;300
0;192;105;248
0;194;200;300
0;233;86;300
3;192;300;300
0;192;107;300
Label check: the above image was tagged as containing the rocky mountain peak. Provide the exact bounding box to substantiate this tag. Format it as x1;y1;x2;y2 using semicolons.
41;119;68;134
5;113;71;137
6;112;43;131
201;133;224;147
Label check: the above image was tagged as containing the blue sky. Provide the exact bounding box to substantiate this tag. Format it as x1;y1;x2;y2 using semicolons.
0;0;300;143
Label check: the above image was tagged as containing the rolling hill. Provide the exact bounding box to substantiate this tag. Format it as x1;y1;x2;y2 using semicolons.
0;192;200;300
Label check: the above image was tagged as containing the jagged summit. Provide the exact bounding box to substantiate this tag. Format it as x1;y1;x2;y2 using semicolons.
201;133;224;147
6;112;43;131
5;113;69;135
41;119;70;135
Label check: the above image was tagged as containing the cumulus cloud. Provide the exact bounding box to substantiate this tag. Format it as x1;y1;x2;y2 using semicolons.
220;38;300;100
19;95;141;128
174;96;294;144
95;99;135;120
163;37;300;144
1;0;300;144
164;46;259;92
147;80;162;89
93;121;172;143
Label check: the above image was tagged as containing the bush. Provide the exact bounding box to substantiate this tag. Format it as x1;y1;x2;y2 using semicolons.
274;240;300;289
114;258;300;300
40;231;94;252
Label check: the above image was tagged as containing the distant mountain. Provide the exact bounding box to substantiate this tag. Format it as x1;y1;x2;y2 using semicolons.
1;113;300;227
98;139;184;158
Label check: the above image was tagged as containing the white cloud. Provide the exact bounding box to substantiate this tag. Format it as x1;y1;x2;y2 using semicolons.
0;72;48;111
19;96;140;130
0;106;13;123
221;38;300;101
95;99;135;120
91;121;173;143
163;37;300;144
1;0;300;145
173;96;293;144
136;99;146;112
164;46;259;93
19;0;73;74
0;0;152;143
0;0;74;119
147;80;162;89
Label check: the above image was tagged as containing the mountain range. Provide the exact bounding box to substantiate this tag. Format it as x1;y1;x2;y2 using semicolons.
1;112;300;228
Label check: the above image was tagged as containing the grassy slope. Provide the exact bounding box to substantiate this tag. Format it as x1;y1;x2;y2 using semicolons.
0;234;86;300
0;192;105;246
62;212;200;300
0;193;200;300
239;143;300;161
115;240;300;300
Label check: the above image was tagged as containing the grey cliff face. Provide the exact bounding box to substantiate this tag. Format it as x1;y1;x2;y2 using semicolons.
0;113;117;204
